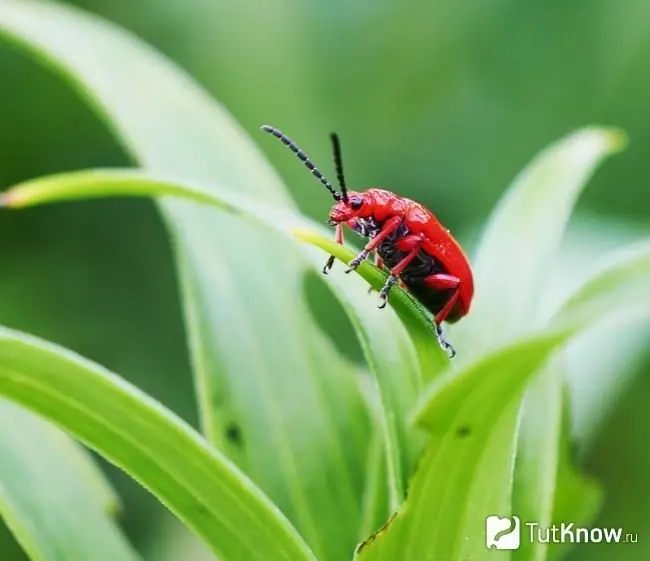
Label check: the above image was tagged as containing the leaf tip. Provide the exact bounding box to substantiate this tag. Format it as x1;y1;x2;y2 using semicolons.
580;126;629;154
0;191;18;208
606;128;629;153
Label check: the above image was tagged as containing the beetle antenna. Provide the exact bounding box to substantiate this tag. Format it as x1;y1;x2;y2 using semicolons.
261;125;341;201
329;133;348;203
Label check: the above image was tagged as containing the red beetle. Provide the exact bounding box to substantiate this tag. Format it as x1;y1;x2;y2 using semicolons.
262;125;474;357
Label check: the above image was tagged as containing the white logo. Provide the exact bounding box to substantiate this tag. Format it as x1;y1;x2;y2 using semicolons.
486;515;521;550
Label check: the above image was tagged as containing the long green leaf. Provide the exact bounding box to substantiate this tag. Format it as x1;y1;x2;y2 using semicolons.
294;229;448;377
356;235;650;560
356;333;571;561
357;429;390;541
354;128;641;560
512;365;563;561
454;127;626;358
512;361;601;561
0;167;439;360
1;166;445;513
446;127;624;561
0;326;316;561
512;228;645;560
302;254;421;510
0;2;372;557
0;399;139;561
553;238;650;328
547;383;601;561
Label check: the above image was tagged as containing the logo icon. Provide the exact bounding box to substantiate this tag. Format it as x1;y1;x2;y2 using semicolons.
486;515;521;550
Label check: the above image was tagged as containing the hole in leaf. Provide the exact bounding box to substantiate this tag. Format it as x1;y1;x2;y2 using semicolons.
224;423;243;446
456;425;471;438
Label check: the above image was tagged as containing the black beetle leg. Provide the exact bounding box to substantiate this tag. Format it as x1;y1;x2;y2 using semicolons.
377;275;399;309
435;322;456;359
345;249;370;273
323;255;336;274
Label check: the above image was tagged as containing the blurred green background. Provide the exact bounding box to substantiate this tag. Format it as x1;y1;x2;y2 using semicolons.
0;1;648;560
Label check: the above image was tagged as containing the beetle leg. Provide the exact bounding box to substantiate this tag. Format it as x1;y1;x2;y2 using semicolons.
422;273;461;324
323;223;345;274
378;276;399;308
435;323;456;359
423;272;461;359
346;216;402;273
394;233;423;252
377;242;422;308
345;249;371;273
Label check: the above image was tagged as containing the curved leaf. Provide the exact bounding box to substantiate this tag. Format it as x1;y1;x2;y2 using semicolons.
548;382;602;561
454;127;627;358
442;128;625;561
0;399;138;561
0;167;439;361
553;238;650;328
356;333;571;561
357;234;650;560
357;430;390;541
512;362;601;561
0;166;443;372
293;229;448;377
0;2;372;557
1;167;446;514
0;326;316;561
511;238;650;561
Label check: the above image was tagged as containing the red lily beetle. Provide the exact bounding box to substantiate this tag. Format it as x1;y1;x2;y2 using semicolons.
262;125;474;357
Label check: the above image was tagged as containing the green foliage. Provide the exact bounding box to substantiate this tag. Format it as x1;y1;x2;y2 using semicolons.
0;400;138;561
0;2;649;561
0;327;315;561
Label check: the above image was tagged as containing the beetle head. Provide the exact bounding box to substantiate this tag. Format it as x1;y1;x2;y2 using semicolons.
328;191;372;224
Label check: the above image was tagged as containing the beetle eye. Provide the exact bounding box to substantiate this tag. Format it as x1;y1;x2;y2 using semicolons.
349;197;363;210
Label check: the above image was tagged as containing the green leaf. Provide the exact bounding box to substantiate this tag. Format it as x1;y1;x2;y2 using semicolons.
454;127;627;358
306;259;422;510
357;429;389;541
356;234;650;560
547;383;602;561
512;365;564;561
553;238;650;329
0;399;139;561
293;229;448;379
0;167;446;514
356;333;571;561
507;237;650;561
60;438;121;519
439;127;626;561
512;362;601;561
293;233;447;509
0;2;372;558
0;326;316;561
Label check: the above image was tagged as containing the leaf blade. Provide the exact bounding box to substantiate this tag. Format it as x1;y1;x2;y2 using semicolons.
553;238;650;329
0;399;139;561
358;234;650;560
0;2;373;557
356;333;570;561
455;127;627;357
0;167;444;516
511;361;602;561
0;327;316;561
